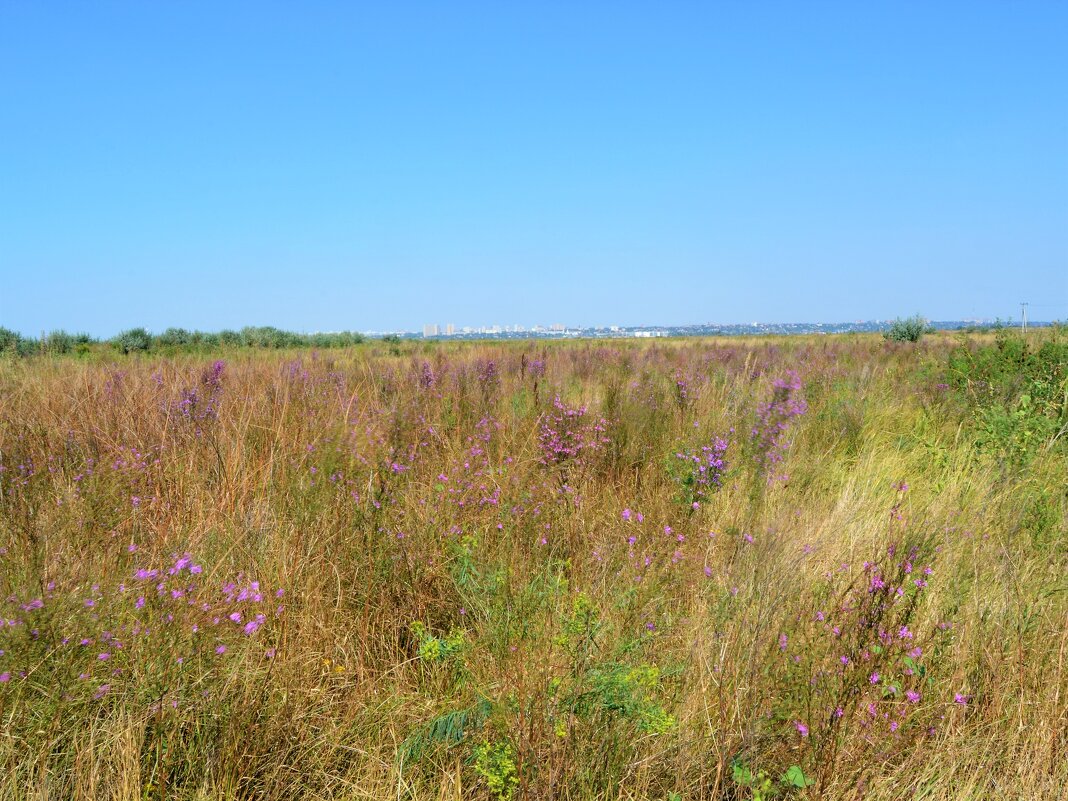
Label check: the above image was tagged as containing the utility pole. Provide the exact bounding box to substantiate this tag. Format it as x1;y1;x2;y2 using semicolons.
1020;302;1029;334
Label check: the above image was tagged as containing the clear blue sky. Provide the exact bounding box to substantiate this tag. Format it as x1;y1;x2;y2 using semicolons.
2;2;1066;336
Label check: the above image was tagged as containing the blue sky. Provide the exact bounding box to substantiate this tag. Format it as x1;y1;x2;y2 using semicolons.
1;2;1066;336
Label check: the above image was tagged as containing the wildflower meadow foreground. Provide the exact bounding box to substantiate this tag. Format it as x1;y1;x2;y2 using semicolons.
0;332;1064;800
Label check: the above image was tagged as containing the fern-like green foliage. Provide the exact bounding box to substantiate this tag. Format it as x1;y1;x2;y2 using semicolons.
398;699;492;764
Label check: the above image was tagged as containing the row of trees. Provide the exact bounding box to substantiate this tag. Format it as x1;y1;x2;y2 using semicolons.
112;326;368;353
0;326;368;356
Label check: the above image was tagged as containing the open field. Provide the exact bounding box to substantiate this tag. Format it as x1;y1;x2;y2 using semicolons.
1;332;1065;800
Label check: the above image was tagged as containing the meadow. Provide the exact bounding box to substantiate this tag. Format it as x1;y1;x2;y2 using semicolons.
0;331;1065;800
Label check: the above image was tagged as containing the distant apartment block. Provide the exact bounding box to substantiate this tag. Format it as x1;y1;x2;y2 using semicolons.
423;324;440;337
445;324;455;335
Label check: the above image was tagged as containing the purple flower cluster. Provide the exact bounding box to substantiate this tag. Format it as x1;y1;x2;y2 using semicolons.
537;396;610;468
475;359;499;387
173;360;226;424
751;370;807;482
0;547;283;705
672;370;692;410
419;361;436;389
775;539;968;755
672;436;730;506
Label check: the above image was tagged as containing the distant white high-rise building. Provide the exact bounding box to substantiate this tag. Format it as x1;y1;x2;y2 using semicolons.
423;324;440;337
445;323;455;335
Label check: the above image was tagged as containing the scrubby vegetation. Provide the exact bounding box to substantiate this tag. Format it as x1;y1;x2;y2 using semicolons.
0;331;1064;799
0;326;368;357
883;315;932;343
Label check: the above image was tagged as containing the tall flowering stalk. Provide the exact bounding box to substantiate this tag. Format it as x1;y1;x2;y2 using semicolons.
172;360;226;425
537;396;610;471
751;370;807;482
773;537;951;788
418;361;436;390
671;436;730;507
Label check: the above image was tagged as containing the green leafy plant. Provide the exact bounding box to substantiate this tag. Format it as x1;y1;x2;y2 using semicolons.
948;328;1067;469
580;663;677;734
781;764;814;789
473;740;519;800
732;759;773;800
410;621;466;663
558;592;601;655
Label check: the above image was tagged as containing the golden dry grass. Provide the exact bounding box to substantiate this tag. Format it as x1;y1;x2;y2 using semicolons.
0;334;1064;799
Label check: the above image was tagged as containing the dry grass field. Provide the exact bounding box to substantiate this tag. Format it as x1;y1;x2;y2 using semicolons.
1;332;1064;800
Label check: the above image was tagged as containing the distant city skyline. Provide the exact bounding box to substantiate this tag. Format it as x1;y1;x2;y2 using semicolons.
410;313;1043;338
6;313;1058;342
398;315;1059;340
9;298;1066;340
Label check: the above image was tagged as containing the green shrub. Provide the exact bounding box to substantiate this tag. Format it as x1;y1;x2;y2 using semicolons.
157;327;192;347
0;326;19;351
241;326;300;348
15;337;39;357
883;315;931;342
0;327;36;356
113;327;153;354
43;330;75;354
